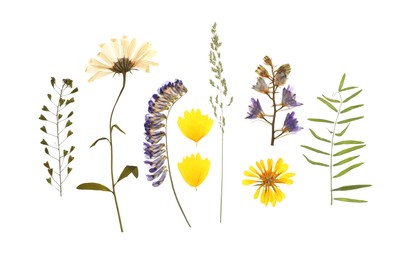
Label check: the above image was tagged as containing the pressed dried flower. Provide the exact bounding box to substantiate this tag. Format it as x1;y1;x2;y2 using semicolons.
178;153;210;189
178;109;213;144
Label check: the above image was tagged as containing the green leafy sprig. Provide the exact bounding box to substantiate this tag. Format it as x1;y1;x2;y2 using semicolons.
302;73;371;204
209;22;233;223
39;77;78;196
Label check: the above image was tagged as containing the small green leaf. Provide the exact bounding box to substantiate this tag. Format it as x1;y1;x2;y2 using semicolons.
63;78;73;87
340;86;358;92
58;114;63;120
50;77;56;87
341;104;364;113
333;155;359;166
67;111;74;118
338;116;364;124
335;124;350;137
228;96;234;106
70;146;75;152
309;129;331;143
317;97;337;112
40;139;48;145
334;145;366;156
332;184;371;191
46;178;52;185
63;150;68;157
44;147;49;155
112;124;126;134
42;106;49;111
90;137;109;148
338;73;346;91
68;155;74;164
301;145;330;155
65;120;72;128
43;161;50;169
67;167;72;174
302;154;329;167
67;130;73;137
59;98;66;106
322;95;340;103
334;198;367;203
70;87;79;94
343;89;362;103
40;126;47;133
77;183;111;192
48;168;53;176
66;98;75;106
39;115;47;121
116;165;139;184
333;162;364;178
334;140;364;145
308;118;334;124
47;94;52;100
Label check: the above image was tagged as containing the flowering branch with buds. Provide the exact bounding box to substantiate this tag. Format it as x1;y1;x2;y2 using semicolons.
246;56;303;145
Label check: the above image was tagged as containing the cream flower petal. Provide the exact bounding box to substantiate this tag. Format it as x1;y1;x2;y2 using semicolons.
99;43;116;64
110;38;121;59
88;71;113;82
121;36;129;57
97;52;115;67
127;38;137;59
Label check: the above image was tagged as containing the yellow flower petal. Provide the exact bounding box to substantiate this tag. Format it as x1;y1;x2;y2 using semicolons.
244;170;259;178
178;109;213;143
253;186;261;199
242;179;257;185
178;153;210;188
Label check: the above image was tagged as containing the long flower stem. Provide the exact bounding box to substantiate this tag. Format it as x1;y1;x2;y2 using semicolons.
220;130;224;223
329;93;343;205
166;105;191;228
109;73;127;232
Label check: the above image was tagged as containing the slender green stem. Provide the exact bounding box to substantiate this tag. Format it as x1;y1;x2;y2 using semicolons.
329;92;343;205
166;104;191;228
109;73;127;232
56;85;63;197
220;130;224;223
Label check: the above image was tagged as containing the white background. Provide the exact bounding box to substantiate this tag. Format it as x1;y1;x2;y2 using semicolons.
1;0;404;259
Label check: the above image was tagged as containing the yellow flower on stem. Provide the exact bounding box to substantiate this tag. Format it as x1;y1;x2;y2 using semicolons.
242;158;295;206
178;109;213;144
178;153;210;189
85;35;158;82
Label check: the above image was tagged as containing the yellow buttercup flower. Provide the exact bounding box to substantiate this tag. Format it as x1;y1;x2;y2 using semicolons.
85;35;158;82
242;158;295;206
178;153;210;189
178;109;213;144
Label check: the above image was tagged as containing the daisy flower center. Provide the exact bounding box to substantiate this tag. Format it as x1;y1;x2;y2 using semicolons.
111;57;134;74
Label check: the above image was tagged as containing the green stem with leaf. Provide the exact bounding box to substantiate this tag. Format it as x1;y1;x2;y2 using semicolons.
108;73;127;232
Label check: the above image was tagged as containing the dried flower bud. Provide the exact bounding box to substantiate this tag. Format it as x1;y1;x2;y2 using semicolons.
263;56;273;67
274;64;291;86
256;65;270;78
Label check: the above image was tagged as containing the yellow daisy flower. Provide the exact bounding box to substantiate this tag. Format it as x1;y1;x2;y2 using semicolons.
85;35;158;82
178;153;210;189
177;109;213;144
242;158;295;206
